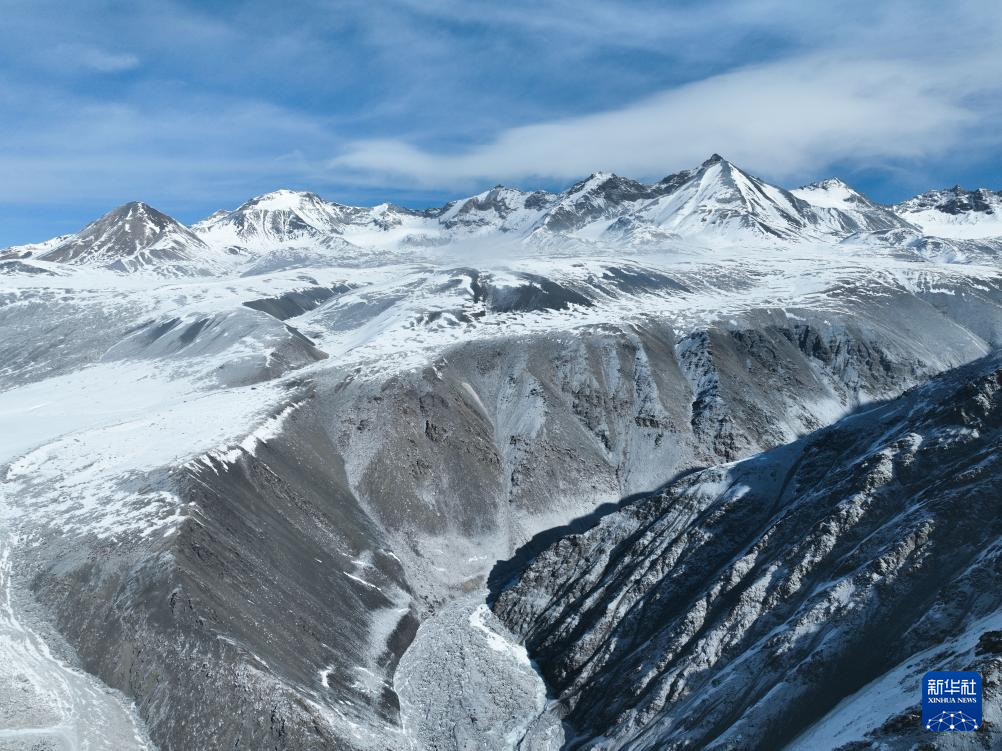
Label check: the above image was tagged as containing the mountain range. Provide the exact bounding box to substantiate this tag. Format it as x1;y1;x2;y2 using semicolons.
4;155;1001;277
1;155;1001;751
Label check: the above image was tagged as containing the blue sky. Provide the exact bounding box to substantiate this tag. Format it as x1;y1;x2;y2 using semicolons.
1;0;1001;245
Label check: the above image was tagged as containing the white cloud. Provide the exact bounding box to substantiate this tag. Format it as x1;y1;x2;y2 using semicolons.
52;43;141;73
329;52;1000;189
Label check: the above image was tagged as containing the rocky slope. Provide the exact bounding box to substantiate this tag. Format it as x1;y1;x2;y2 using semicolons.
494;352;1002;750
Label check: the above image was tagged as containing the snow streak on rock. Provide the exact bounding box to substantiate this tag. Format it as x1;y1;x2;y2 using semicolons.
494;355;1002;750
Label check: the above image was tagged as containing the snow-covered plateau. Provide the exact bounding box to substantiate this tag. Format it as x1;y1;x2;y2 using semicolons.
1;155;1001;750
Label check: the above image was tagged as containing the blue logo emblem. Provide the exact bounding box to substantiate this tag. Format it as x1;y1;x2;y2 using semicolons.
922;671;982;731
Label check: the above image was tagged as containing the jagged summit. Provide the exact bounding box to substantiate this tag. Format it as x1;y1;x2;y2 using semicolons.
897;184;1002;214
5;155;1001;276
800;176;852;191
100;201;180;230
436;184;553;232
793;177;877;208
192;188;361;249
893;183;1002;239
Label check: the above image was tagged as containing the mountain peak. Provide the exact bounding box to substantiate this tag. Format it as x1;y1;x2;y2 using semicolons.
119;200;153;211
581;171;617;186
790;177;878;212
192;187;361;249
693;154;749;184
30;199;207;272
99;201;183;231
103;200;159;216
813;177;851;189
894;182;1002;237
561;171;622;198
242;189;327;212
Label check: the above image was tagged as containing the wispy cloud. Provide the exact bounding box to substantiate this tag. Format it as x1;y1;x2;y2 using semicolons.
51;44;141;73
329;53;998;188
0;83;339;206
327;0;1002;188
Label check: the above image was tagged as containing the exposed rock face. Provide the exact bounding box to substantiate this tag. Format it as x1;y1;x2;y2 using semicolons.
896;186;1002;217
493;353;1002;750
893;186;1002;241
32;404;417;750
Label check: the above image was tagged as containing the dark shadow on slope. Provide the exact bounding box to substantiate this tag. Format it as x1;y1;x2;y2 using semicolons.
492;351;1002;750
243;283;354;320
489;346;1002;608
486;465;708;606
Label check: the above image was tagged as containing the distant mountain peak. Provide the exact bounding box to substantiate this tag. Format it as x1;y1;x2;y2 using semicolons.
118;200;152;211
191;188;361;249
106;200;179;227
894;182;1002;238
565;172;620;194
81;200;190;235
27;199;209;274
791;177;875;210
238;189;330;212
811;177;852;189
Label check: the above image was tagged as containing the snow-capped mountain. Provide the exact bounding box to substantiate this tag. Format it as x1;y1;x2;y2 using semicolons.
531;172;669;235
626;155;915;241
434;185;556;233
7;155;997;281
793;176;914;233
192;189;366;249
1;156;1001;751
25;201;213;274
894;185;1002;239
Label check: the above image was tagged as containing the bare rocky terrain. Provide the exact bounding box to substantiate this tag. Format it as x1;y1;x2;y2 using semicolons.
494;353;1002;749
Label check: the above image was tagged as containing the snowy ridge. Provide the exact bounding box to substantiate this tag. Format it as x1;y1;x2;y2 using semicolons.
4;156;1000;279
894;185;1002;239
